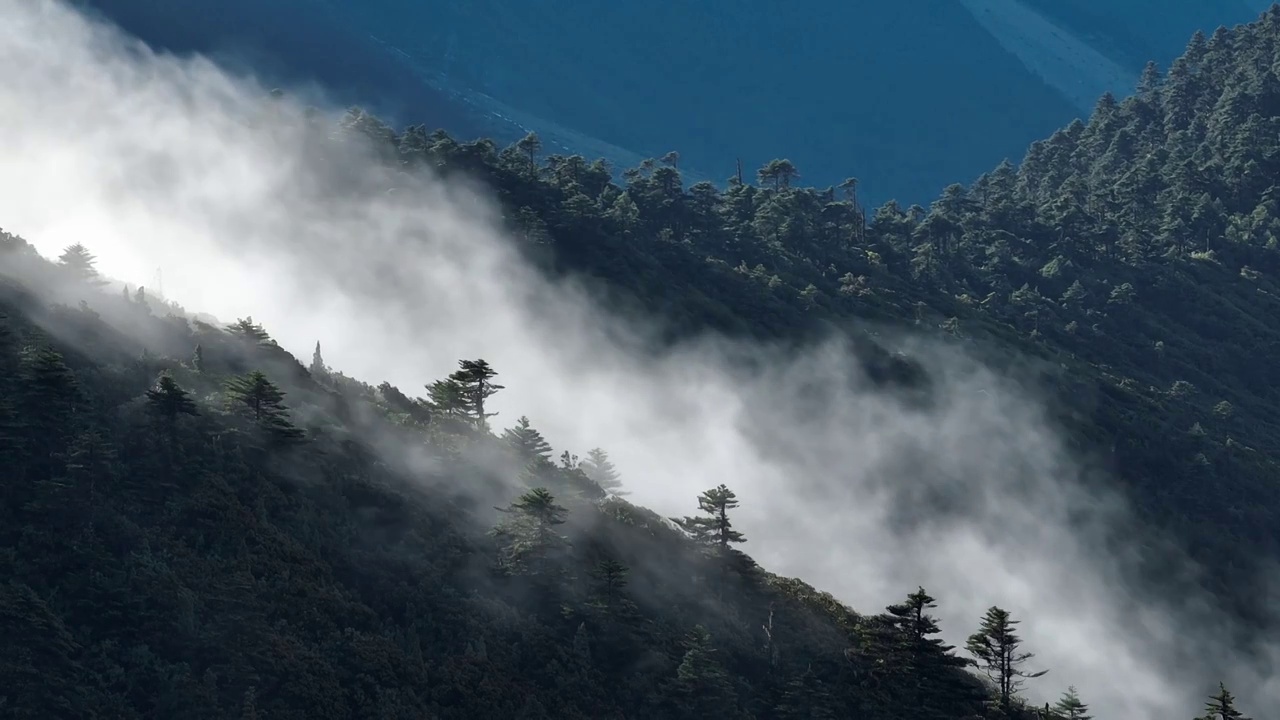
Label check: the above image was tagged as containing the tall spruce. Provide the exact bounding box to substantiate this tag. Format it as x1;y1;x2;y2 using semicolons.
580;447;626;495
1052;686;1092;720
966;606;1046;714
146;373;199;455
310;341;327;378
492;487;568;575
503;415;554;465
428;358;503;428
879;587;980;719
455;358;502;427
1198;683;1249;720
676;484;746;549
57;243;107;286
224;370;305;442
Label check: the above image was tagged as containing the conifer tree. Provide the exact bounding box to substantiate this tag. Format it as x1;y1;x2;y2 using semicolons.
146;373;199;453
428;359;503;428
310;341;327;378
226;317;272;345
676;484;746;548
966;606;1046;714
580;447;626;495
503;415;554;464
224;371;305;442
454;358;502;427
589;558;630;611
192;343;204;373
147;373;199;422
425;375;468;421
890;588;979;718
1052;686;1091;720
377;381;433;425
57;243;107;286
515;131;542;174
492;487;568;574
1198;682;1249;720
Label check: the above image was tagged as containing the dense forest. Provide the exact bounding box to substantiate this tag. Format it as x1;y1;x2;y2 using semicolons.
3;237;1103;718
349;10;1280;622
7;4;1280;719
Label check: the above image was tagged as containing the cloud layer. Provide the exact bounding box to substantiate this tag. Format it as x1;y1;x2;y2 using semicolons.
0;1;1273;715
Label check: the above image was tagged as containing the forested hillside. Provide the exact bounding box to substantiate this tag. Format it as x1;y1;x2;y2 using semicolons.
5;234;1124;718
4;2;1280;719
77;0;1267;201
333;11;1280;622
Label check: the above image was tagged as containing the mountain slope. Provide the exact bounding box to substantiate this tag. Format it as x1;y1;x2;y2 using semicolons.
318;9;1280;625
77;0;1266;203
0;229;1001;719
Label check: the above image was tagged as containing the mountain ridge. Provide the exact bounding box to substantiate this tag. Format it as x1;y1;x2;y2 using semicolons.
78;0;1269;203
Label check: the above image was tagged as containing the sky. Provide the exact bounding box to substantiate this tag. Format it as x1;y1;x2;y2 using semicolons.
0;0;1276;715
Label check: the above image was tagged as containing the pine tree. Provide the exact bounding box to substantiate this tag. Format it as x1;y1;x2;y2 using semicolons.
589;558;631;611
676;484;746;549
492;487;568;574
428;359;503;428
1137;60;1162;95
854;587;981;719
146;373;199;453
224;371;305;442
454;358;503;427
1199;682;1249;720
192;343;204;373
503;416;554;464
425;375;468;421
890;588;979;718
580;447;626;495
57;243;107;286
515;131;542;174
377;381;433;425
966;606;1046;714
1052;686;1091;720
146;373;199;422
310;341;327;378
226;317;272;345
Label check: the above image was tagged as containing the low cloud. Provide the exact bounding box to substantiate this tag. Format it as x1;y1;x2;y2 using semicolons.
0;1;1274;715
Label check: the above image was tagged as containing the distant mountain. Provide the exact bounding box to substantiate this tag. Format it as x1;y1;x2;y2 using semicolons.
79;0;1265;202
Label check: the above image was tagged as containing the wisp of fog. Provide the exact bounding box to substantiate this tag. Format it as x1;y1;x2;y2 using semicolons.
0;0;1274;715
